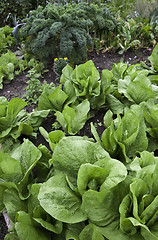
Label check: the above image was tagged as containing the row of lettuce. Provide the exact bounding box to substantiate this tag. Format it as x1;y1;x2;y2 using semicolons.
1;44;158;239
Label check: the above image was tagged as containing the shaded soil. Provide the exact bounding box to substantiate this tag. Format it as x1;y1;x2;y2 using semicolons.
0;215;8;239
0;47;153;239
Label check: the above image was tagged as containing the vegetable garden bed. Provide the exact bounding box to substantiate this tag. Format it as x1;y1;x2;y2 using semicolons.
0;46;156;240
1;0;158;239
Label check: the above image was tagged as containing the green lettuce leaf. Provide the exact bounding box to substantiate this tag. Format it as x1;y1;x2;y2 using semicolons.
148;43;158;72
55;99;90;135
38;172;87;224
49;136;110;187
15;211;51;240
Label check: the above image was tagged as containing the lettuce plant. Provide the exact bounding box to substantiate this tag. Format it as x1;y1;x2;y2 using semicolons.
0;26;14;54
39;136;127;236
60;60;108;110
55;99;90;135
1;117;158;239
0;139;56;240
39;127;65;151
141;100;158;140
119;151;158;240
0;136;128;240
0;97;49;152
91;104;148;162
0;51;19;89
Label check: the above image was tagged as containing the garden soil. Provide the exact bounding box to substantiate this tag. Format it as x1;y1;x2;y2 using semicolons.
0;48;152;239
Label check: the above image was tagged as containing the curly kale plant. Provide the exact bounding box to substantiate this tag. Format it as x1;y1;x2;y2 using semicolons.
21;3;93;65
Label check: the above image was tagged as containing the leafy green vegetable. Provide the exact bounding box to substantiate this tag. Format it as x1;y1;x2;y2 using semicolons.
38;136;127;239
119;151;158;239
2;46;158;240
0;26;14;55
15;211;51;240
141;100;158;139
0;51;19;89
39;172;87;224
91;104;148;161
148;43;158;72
0;97;49;151
39;127;65;151
55;99;90;135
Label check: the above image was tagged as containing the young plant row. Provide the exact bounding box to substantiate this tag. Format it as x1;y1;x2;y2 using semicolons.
1;44;158;240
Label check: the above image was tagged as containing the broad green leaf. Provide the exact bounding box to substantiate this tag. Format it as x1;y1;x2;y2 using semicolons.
118;76;133;102
65;222;85;240
48;86;68;111
80;223;104;240
28;110;50;131
80;158;127;226
11;139;42;174
0;182;19;211
95;157;127;191
101;122;118;156
27;184;41;215
50;136;110;186
148;43;158;72
4;233;19;240
55;100;90;135
55;106;75;133
48;130;65;151
3;188;27;222
30;184;63;234
116;106;148;158
71;99;90;134
0;98;27;135
60;64;73;84
6;98;27;122
15;211;50;240
10;122;33;139
34;212;63;234
11;139;42;198
0;151;23;183
38;87;55;111
77;163;108;195
121;110;139;145
96;219;144;240
112;62;128;81
101;69;113;95
126;105;148;157
107;94;124;114
127;75;154;104
71;60;100;97
81;189;119;226
141;102;158;138
55;110;67;131
38;173;87;223
39;127;49;142
63;80;77;106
